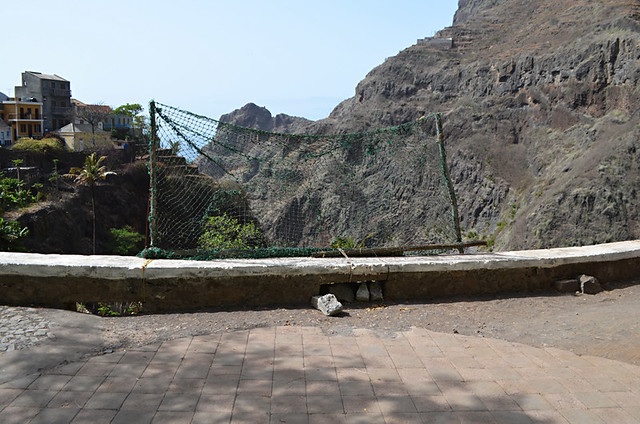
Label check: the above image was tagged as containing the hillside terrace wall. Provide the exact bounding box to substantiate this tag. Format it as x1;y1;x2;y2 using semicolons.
1;241;639;313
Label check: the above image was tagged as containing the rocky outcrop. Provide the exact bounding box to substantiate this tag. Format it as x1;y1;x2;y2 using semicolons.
219;0;640;250
219;103;312;134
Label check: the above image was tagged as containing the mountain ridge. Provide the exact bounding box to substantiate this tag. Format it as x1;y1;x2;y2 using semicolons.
218;0;640;250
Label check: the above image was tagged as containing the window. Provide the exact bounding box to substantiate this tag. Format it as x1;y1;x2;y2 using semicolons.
52;100;57;107
20;124;26;132
35;110;39;119
35;124;41;132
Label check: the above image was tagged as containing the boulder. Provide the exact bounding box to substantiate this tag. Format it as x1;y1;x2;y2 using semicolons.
369;281;384;301
311;294;344;316
356;283;370;302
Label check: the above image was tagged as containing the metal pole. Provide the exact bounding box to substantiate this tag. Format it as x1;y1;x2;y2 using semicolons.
435;113;464;253
148;100;158;248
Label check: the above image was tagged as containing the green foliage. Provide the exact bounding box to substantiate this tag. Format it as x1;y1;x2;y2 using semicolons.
0;217;29;251
97;303;120;316
77;301;142;317
113;103;143;117
0;172;37;214
198;214;262;249
169;140;181;155
31;183;45;202
0;171;37;251
108;226;145;256
330;233;373;249
11;137;64;154
65;153;109;255
65;153;108;187
49;159;61;192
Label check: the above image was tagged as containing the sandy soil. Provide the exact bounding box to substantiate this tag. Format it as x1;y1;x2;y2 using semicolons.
101;280;640;365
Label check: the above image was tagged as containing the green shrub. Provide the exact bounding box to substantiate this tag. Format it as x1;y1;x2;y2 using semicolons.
330;233;373;249
0;172;36;214
108;226;145;255
198;214;262;249
11;137;64;154
0;217;29;251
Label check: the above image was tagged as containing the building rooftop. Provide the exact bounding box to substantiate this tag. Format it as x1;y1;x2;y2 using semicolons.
57;123;107;133
24;71;68;82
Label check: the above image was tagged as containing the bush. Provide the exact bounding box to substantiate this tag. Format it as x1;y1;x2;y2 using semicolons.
330;233;373;249
0;172;36;214
108;226;145;255
11;137;65;154
198;214;262;249
0;217;28;251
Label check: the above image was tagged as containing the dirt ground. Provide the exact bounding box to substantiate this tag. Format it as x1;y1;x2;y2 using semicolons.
102;280;640;366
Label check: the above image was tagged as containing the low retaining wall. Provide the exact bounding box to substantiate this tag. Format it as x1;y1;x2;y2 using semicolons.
1;241;639;312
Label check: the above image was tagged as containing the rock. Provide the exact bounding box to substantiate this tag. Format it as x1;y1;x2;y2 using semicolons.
356;283;370;302
311;294;344;316
580;275;603;294
369;281;384;301
554;278;580;293
327;284;355;303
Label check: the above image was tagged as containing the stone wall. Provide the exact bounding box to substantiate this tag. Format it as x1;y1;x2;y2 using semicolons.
0;241;639;313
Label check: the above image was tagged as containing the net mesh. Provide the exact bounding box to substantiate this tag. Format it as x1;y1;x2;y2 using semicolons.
147;102;460;258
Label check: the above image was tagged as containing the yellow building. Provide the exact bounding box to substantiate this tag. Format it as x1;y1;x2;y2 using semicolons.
0;99;44;143
55;123;113;151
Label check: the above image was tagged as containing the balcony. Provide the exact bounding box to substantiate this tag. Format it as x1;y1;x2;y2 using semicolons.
6;113;42;121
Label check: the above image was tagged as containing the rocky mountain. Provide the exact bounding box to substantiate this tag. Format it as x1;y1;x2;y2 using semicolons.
220;0;640;250
219;103;312;134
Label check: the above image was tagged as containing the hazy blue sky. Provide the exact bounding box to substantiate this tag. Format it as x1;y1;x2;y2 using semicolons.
2;1;458;120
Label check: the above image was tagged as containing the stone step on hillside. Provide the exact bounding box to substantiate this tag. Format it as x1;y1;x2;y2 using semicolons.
157;155;187;166
155;148;173;156
166;164;199;176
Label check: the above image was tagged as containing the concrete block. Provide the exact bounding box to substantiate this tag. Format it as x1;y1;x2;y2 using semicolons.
327;284;355;303
554;279;580;293
580;275;602;294
311;294;343;316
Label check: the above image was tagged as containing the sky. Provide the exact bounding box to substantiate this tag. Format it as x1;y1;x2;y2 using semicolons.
1;1;458;121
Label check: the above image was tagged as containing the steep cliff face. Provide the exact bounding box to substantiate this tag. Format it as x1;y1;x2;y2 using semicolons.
220;0;640;250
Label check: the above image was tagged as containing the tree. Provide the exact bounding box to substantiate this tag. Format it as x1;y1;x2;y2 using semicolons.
65;153;108;254
113;103;143;118
113;103;144;140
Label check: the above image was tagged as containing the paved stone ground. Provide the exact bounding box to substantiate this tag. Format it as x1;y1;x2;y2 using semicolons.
1;323;640;423
0;306;56;353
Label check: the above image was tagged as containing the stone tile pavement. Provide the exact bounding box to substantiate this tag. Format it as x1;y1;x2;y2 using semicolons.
1;325;640;423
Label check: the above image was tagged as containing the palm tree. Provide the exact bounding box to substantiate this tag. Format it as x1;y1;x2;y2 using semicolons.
65;153;108;254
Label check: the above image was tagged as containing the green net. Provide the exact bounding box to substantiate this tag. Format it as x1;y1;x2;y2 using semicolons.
146;102;460;259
